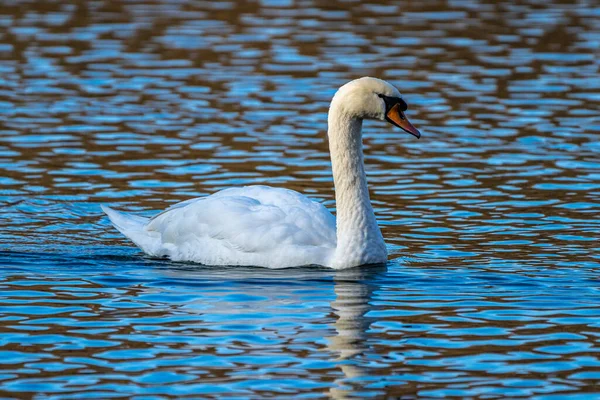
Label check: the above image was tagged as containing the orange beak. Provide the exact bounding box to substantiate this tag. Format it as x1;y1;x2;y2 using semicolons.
386;103;421;138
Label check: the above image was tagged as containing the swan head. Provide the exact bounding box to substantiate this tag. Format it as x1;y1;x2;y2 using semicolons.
330;77;421;138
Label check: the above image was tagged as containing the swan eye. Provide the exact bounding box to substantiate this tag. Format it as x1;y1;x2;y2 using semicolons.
377;93;408;112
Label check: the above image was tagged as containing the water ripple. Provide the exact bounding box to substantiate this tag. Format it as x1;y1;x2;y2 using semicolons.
1;0;599;397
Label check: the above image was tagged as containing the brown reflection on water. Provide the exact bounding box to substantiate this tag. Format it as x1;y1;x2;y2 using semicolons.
1;262;599;398
0;0;599;397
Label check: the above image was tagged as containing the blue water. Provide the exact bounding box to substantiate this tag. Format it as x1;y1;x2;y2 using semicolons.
2;251;600;398
1;0;600;397
0;252;600;398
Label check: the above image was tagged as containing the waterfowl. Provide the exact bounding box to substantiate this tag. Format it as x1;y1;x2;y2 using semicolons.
103;77;421;269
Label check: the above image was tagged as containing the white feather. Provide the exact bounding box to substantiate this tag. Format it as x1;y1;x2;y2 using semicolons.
104;186;336;268
103;77;415;269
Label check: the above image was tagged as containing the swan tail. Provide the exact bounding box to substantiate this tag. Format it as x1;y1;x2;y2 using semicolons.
101;205;160;255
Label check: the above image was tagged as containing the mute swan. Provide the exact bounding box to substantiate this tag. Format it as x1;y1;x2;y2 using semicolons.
102;77;421;269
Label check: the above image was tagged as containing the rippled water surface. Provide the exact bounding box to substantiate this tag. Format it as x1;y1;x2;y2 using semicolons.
1;0;600;397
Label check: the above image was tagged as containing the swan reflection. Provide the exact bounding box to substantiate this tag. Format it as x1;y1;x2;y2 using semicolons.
328;265;386;398
149;262;387;397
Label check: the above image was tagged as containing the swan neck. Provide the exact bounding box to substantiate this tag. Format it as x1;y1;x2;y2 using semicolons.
327;106;387;268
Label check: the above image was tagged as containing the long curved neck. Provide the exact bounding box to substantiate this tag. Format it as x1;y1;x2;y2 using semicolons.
327;106;387;268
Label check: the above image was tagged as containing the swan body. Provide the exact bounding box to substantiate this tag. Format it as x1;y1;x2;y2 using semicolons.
103;77;420;269
102;186;336;268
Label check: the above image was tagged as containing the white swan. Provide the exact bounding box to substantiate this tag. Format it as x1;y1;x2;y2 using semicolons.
103;77;421;269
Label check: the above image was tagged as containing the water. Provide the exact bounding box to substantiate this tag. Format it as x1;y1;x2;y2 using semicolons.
1;0;599;397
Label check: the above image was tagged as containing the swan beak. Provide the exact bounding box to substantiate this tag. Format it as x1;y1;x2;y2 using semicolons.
386;103;421;139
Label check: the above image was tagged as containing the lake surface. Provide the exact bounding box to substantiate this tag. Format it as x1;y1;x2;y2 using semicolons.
1;0;599;397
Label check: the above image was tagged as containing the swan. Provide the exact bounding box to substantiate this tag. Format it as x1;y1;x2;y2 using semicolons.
102;77;421;269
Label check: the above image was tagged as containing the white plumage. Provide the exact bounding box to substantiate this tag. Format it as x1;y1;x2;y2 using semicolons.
103;77;420;269
102;186;336;268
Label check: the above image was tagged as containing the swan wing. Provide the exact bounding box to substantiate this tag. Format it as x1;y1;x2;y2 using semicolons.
139;185;336;267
